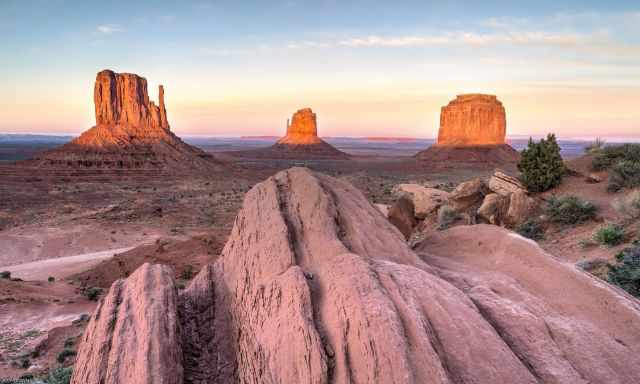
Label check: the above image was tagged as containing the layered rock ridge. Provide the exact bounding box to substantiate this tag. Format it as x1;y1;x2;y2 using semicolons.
28;70;218;172
73;168;640;383
416;94;519;165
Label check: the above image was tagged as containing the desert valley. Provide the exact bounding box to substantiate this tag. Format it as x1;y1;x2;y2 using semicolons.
2;2;640;383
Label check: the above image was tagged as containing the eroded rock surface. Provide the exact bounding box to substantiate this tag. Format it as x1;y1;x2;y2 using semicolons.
28;70;219;172
73;168;640;383
72;264;182;384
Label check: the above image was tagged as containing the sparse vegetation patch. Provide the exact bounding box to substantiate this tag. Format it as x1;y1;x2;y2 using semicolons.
545;195;597;225
593;224;625;247
516;220;545;241
608;244;640;297
437;205;460;230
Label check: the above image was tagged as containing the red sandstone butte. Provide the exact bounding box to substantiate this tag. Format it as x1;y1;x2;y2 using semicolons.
277;108;322;145
437;94;506;146
416;94;519;166
72;167;640;383
27;70;219;172
247;108;349;159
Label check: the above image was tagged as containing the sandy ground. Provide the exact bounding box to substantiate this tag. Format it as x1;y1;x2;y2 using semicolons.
0;279;96;377
3;246;136;281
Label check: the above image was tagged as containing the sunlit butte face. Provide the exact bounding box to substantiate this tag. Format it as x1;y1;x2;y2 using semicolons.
0;1;638;139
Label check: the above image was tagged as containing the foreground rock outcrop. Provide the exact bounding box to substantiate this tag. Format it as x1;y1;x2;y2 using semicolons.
27;70;219;172
247;108;349;159
73;168;640;383
416;94;519;166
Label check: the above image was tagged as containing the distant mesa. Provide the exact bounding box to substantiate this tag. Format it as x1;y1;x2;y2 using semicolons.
26;69;219;172
416;94;519;165
242;108;350;160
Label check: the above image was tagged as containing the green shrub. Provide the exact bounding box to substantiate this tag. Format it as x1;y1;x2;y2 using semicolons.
545;195;597;225
518;134;566;192
437;205;459;230
0;271;10;279
83;286;102;301
592;143;640;170
516;220;544;240
180;265;194;280
593;224;625;247
608;160;640;192
46;367;73;384
608;245;640;297
63;337;75;349
56;348;76;364
19;358;30;369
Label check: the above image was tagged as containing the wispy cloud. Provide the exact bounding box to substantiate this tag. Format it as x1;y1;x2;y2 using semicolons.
287;31;595;49
95;24;125;35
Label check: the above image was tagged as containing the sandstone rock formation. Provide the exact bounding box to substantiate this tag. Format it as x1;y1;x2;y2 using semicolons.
438;94;506;146
393;184;450;219
489;169;527;196
72;168;640;383
28;70;219;172
277;108;321;145
247;108;349;159
448;178;488;213
416;94;519;166
388;194;417;239
477;192;509;225
72;263;182;384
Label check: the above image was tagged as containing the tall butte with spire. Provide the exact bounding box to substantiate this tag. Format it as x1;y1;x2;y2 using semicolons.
416;94;519;165
29;69;218;172
252;108;349;159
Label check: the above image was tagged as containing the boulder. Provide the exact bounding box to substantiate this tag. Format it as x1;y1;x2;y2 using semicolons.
477;193;509;225
505;190;536;226
489;170;526;196
394;184;450;219
448;178;488;212
72;168;640;384
586;173;603;184
388;195;416;239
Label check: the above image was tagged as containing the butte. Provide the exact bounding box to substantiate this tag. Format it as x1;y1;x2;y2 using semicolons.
25;69;219;173
248;108;349;160
416;94;519;166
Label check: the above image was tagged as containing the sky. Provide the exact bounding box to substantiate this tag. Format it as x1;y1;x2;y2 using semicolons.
0;0;639;139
